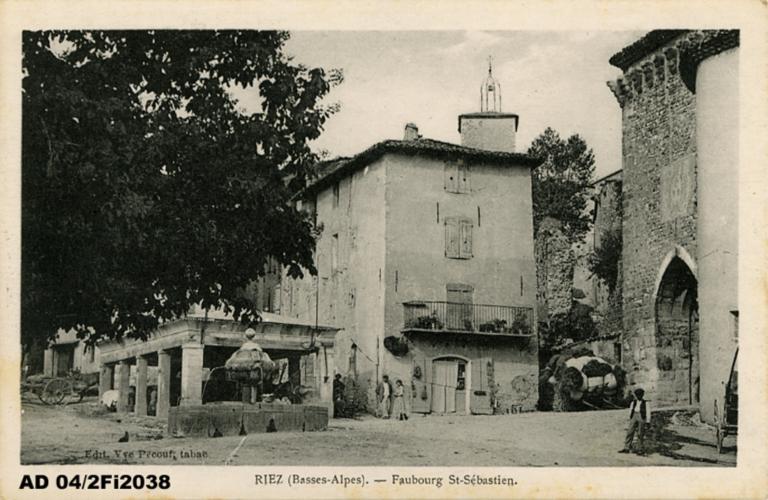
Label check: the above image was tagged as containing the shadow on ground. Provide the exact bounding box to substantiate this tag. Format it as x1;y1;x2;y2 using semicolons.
646;411;736;465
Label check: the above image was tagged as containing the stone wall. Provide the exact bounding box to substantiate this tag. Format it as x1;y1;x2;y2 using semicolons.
535;217;575;320
591;178;623;336
608;33;699;406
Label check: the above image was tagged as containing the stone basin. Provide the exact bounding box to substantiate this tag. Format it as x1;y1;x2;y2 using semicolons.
168;402;329;437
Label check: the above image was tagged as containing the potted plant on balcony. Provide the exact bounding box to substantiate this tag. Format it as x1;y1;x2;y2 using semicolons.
479;319;507;333
412;311;443;330
509;314;532;336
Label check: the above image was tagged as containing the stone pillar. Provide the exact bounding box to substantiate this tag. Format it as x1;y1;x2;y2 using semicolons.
99;364;114;398
135;355;148;416
180;343;204;406
43;348;54;377
116;360;131;413
156;350;171;419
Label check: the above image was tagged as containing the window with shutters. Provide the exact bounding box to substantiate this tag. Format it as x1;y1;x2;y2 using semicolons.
445;217;473;259
444;160;471;194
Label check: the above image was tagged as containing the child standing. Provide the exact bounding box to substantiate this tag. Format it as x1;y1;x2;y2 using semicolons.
619;388;651;455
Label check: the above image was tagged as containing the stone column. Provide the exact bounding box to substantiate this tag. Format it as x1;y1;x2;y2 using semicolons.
135;355;148;416
156;350;171;419
180;343;204;406
43;348;54;377
99;363;114;398
116;360;131;413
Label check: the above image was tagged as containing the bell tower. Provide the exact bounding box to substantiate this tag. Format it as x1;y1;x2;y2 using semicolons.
481;56;502;112
459;57;519;153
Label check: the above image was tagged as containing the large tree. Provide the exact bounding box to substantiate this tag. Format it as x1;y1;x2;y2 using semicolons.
22;30;341;344
527;127;595;244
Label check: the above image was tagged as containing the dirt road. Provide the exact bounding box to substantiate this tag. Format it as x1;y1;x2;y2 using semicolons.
21;397;735;467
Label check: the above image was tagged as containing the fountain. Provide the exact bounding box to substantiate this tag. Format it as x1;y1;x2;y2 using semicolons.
167;329;329;437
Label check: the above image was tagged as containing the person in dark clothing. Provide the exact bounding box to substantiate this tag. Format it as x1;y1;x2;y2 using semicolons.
332;374;346;418
619;388;652;455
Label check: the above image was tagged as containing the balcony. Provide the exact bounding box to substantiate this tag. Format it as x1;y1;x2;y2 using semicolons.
402;301;534;337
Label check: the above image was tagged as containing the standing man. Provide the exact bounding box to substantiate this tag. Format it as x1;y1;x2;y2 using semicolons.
376;375;392;419
333;373;346;418
619;388;652;455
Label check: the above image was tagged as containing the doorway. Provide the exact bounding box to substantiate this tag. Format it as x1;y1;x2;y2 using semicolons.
655;256;699;405
431;357;469;414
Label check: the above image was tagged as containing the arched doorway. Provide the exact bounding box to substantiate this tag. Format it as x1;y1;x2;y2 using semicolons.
654;256;699;406
430;356;470;414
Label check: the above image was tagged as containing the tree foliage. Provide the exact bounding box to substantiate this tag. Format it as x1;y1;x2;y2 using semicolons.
22;30;342;344
538;304;597;352
527;127;595;244
588;227;622;292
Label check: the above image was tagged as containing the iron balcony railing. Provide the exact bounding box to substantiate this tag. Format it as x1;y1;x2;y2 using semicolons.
402;301;534;336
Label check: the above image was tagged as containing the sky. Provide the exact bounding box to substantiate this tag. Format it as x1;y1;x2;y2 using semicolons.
238;31;646;179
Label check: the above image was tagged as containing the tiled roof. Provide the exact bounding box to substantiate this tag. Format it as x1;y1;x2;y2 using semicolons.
609;30;689;71
305;138;541;196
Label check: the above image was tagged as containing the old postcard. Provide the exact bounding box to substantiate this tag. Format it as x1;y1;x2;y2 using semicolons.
1;1;766;498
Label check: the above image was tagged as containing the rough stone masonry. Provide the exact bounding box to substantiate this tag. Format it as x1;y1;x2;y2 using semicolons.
608;31;699;407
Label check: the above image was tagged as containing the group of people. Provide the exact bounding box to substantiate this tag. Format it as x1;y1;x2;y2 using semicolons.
332;373;409;420
376;374;408;420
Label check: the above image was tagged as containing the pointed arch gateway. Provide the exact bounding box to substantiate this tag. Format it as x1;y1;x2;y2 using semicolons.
653;247;699;406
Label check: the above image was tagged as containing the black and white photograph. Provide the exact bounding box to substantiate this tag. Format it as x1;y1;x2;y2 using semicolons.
2;2;767;499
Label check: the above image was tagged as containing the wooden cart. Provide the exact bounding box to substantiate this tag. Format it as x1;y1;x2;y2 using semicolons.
22;374;92;405
713;348;738;454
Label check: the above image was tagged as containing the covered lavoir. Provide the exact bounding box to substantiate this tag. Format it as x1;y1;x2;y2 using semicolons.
96;307;340;418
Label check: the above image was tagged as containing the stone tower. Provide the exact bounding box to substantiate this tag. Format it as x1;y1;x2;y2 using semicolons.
459;58;520;153
607;30;739;421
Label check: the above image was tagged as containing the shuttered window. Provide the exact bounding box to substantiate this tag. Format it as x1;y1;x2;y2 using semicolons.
445;217;473;259
458;162;471;193
444;161;471;194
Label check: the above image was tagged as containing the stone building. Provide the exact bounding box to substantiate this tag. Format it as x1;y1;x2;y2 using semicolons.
607;30;739;420
277;66;542;414
40;329;101;378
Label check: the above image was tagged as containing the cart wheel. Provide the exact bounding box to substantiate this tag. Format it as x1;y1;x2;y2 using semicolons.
40;378;69;405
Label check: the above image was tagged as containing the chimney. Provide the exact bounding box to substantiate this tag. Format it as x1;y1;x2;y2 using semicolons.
403;123;420;141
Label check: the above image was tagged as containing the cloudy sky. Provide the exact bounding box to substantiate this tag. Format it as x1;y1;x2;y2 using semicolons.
242;31;646;179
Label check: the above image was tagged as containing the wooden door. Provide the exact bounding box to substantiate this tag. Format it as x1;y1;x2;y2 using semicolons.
431;360;447;413
470;357;493;415
444;361;458;413
431;360;460;414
